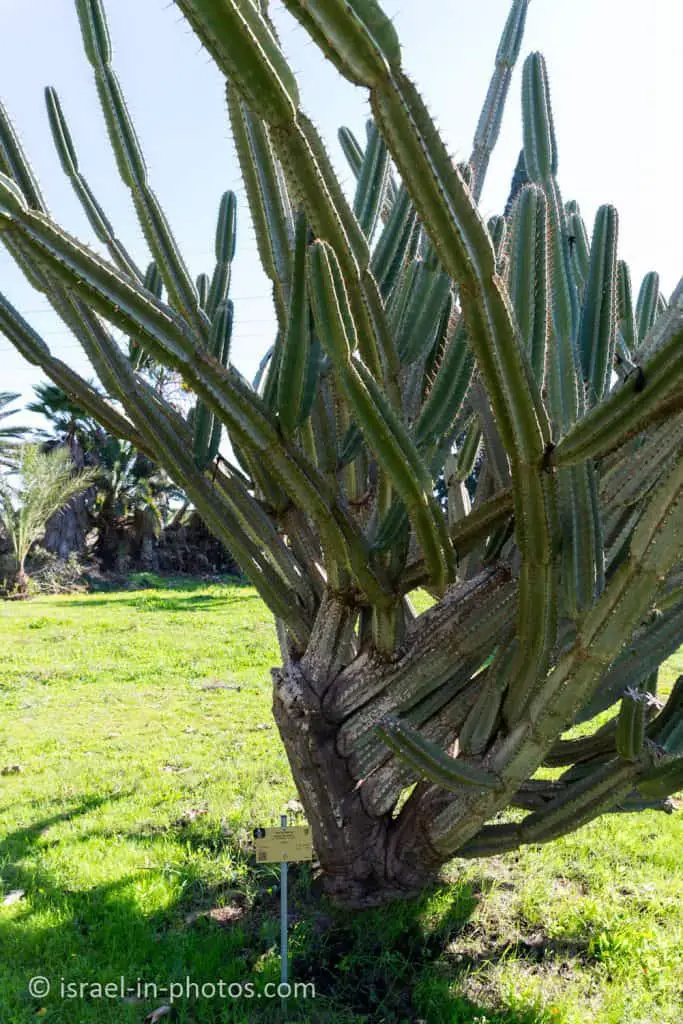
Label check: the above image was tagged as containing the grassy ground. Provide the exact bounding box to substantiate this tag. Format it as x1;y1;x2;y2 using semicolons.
0;579;681;1023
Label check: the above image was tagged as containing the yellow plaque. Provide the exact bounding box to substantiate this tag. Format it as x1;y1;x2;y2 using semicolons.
253;825;313;863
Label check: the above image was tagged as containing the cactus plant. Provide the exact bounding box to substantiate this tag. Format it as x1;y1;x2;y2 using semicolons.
0;0;681;905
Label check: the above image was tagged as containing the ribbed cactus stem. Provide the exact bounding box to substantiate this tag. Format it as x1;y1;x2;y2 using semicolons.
338;125;364;178
75;0;209;340
636;271;660;343
277;213;311;436
207;190;237;319
353;119;389;240
507;184;549;387
617;259;637;355
578;204;619;405
470;0;530;201
0;99;47;213
44;86;143;282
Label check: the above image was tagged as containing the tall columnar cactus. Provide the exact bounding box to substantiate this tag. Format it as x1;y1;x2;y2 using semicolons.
0;0;681;906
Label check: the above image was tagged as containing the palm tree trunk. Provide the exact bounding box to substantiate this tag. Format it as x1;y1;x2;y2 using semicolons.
16;555;29;597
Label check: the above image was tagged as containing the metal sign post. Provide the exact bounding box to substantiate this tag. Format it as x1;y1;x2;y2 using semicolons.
280;813;289;997
253;816;313;1009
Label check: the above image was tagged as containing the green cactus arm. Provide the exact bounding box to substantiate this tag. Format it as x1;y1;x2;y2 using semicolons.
195;273;209;310
455;417;483;482
459;671;506;757
386;262;420;341
207;191;237;319
368;68;551;461
522;53;581;432
75;0;209;341
371;497;408;553
599;418;683;530
400;488;514;593
551;322;683;466
327;567;516;727
370;182;417;297
415;317;475;449
503;149;529;217
577;593;683;723
298;334;324;428
164;0;300;124
338;125;364;177
205;410;222;466
0;178;396;604
252;346;275;395
0;271;312;643
648;674;683;750
636;278;683;358
458;792;677;857
566;207;591;296
461;757;642;854
636;271;660;343
578;205;619;406
272;112;401;399
506;184;549;387
277;0;401;89
195;301;233;468
0;289;150;454
428;446;683;854
469;0;530;201
226;86;293;328
193;399;213;469
470;379;512;490
277;212;311;436
636;755;683;800
0;99;47;213
376;716;500;792
307;238;453;591
543;718;619;768
44;86;143;283
353;119;389;240
617;259;637;356
615;685;651;761
396;265;452;365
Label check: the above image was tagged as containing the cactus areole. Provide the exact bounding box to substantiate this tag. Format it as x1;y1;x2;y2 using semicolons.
1;0;682;906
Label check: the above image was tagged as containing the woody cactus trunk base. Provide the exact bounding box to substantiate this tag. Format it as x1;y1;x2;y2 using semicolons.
1;0;682;906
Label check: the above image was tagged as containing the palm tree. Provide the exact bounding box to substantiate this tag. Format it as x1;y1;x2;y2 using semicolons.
93;436;179;570
0;392;27;469
27;381;105;455
28;382;182;566
0;445;97;593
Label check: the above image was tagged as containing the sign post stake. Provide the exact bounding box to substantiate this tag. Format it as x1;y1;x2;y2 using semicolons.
253;816;312;1009
280;813;288;1001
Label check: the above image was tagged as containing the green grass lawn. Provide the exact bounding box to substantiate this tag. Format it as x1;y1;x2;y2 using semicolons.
0;580;681;1023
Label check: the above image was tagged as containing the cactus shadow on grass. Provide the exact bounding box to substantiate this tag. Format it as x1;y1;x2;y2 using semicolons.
0;798;589;1022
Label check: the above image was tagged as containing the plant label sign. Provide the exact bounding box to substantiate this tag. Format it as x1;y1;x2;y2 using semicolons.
253;825;313;863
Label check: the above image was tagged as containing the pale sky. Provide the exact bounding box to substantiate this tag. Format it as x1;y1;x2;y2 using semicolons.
0;0;680;427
